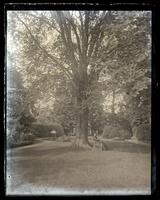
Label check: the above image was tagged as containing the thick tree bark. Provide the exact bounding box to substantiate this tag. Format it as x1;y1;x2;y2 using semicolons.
72;78;92;148
90;118;95;136
72;108;92;148
80;107;90;144
111;89;115;114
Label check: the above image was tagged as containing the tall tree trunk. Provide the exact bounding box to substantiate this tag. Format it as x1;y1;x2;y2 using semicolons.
72;78;92;148
111;89;115;114
80;107;89;144
90;118;94;136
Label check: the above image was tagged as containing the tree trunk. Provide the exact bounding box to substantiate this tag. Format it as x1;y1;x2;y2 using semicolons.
80;107;90;144
90;118;95;136
72;80;92;149
111;89;115;114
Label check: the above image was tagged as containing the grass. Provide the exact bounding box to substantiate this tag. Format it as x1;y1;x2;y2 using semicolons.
8;140;35;148
6;140;151;195
101;139;151;153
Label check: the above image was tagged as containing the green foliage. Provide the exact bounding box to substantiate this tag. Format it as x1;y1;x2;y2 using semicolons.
52;83;75;134
19;113;36;132
102;125;131;139
52;123;64;136
32;123;64;137
126;86;151;139
105;113;132;133
32;124;53;137
23;133;36;141
89;103;105;135
133;124;151;141
102;113;132;139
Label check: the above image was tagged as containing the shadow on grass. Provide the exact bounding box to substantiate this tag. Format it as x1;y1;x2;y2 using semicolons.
7;146;99;188
102;140;150;153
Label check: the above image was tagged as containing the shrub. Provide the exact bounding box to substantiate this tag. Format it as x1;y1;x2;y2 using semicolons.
105;113;132;131
31;123;65;138
7;131;35;148
31;124;52;137
119;130;132;139
103;125;120;139
102;125;131;139
52;123;64;136
135;124;151;141
23;133;35;141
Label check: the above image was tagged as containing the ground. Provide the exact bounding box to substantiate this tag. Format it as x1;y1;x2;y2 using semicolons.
6;139;151;195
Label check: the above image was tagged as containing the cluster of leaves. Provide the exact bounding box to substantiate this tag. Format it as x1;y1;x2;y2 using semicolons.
105;113;131;131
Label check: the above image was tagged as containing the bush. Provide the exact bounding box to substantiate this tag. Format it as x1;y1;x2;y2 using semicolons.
119;130;132;139
52;123;64;136
134;124;151;141
102;125;131;139
7;129;35;148
102;126;120;139
23;133;35;141
56;135;70;142
105;113;132;131
31;123;65;138
31;124;53;137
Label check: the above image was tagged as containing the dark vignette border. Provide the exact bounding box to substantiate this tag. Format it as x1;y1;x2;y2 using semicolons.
2;1;160;200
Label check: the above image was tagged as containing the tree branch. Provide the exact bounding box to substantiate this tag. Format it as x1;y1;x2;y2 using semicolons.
84;11;90;58
87;11;109;59
15;13;77;87
65;17;82;58
25;12;62;34
56;11;79;71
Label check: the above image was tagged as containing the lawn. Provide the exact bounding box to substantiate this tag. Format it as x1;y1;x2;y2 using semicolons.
6;139;151;195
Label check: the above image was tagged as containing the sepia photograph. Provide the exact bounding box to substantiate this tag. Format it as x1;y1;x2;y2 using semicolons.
6;10;151;195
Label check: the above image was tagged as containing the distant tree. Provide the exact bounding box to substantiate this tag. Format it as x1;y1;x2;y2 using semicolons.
7;64;35;145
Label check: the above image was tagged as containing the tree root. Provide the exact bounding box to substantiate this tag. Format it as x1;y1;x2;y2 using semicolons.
71;138;93;151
